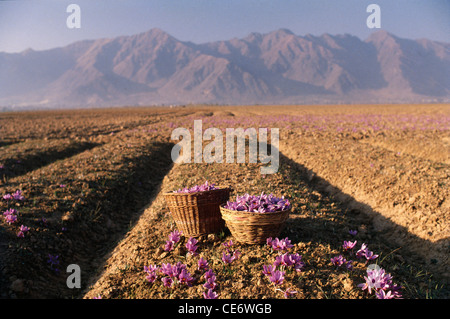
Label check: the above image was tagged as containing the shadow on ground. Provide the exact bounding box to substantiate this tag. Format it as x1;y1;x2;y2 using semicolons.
276;150;449;292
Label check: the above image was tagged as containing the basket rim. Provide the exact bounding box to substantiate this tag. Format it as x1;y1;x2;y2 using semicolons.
163;186;233;197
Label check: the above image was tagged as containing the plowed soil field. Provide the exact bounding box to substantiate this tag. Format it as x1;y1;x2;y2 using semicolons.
0;104;448;299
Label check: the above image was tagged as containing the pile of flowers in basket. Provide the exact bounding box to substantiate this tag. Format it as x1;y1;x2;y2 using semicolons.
223;193;291;213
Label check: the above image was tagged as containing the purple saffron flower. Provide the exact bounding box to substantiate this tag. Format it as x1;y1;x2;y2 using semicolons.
198;257;209;271
262;265;276;276
222;239;234;249
267;237;294;251
164;240;174;252
222;252;233;264
376;290;394;299
178;269;194;286
12;190;24;201
17;225;30;238
161;276;173;288
358;266;401;297
204;269;216;281
343;240;357;251
168;230;182;243
47;254;60;272
203;277;216;290
364;250;379;261
283;288;298;298
356;243;369;258
349;230;358;236
203;289;218;299
144;265;159;283
222;250;240;264
4;213;17;224
2;194;12;201
331;255;345;266
186;237;199;255
269;270;285;285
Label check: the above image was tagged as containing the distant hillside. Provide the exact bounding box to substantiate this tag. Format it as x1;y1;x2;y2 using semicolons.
1;28;449;109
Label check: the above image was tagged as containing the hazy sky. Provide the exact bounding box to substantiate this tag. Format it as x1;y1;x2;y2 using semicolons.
0;0;449;53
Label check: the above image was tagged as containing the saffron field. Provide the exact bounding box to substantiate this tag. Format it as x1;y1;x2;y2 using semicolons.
0;104;448;299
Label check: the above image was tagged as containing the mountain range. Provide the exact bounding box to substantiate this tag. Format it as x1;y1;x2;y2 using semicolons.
0;28;449;109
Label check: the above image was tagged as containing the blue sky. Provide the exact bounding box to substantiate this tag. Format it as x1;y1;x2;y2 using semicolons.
0;0;449;53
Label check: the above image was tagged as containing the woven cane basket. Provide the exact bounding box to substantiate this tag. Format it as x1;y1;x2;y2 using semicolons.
219;206;291;244
163;187;232;237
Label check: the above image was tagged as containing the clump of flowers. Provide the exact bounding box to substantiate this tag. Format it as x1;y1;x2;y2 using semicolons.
221;240;240;265
144;265;159;283
202;268;218;299
158;262;195;288
262;236;303;298
266;237;294;251
2;190;25;202
356;243;379;261
164;230;182;251
330;255;353;270
174;181;217;193
224;193;291;213
273;253;305;272
358;266;402;299
3;208;18;224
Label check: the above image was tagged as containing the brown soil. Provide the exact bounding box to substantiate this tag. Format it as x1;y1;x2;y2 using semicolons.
0;104;448;299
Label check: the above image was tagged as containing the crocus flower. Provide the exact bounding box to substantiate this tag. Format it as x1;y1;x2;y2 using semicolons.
356;243;369;258
358;267;401;298
168;230;182;243
364;250;379;261
222;240;234;249
164;240;174;252
178;269;194;286
267;237;294;251
144;265;159;283
12;190;24;201
222;250;240;264
161;277;173;288
349;230;358;236
186;237;199;255
4;213;17;224
2;194;12;201
268;270;285;285
343;240;357;251
331;255;346;266
203;289;218;299
283;288;297;298
262;265;276;276
376;290;394;299
17;225;30;237
47;254;60;272
204;269;216;281
198;257;209;271
203;277;217;290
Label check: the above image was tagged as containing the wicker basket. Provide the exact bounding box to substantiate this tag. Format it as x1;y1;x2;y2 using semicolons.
163;187;232;237
220;206;290;244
